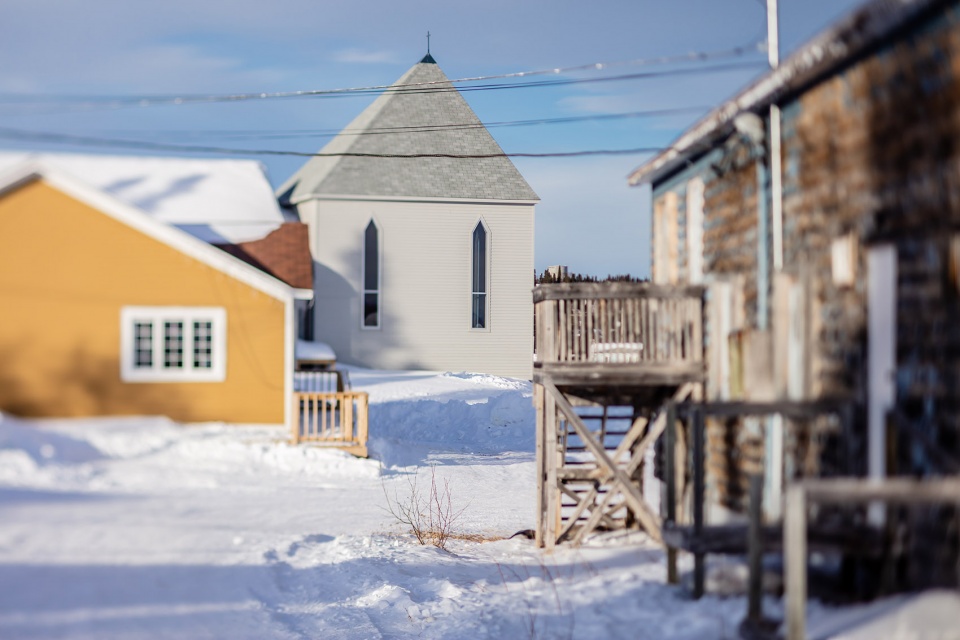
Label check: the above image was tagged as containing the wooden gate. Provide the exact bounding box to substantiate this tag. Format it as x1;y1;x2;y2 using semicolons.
291;370;368;457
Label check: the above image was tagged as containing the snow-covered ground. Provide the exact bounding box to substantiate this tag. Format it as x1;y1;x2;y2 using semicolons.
0;369;952;639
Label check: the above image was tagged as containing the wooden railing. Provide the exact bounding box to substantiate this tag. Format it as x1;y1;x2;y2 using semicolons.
533;283;705;370
291;391;369;458
294;370;346;393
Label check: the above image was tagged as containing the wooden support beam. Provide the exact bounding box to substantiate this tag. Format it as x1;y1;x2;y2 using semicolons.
692;406;705;599
544;386;560;550
665;401;678;584
545;382;663;543
557;485;599;542
535;384;546;548
746;473;764;622
785;484;807;640
572;485;619;545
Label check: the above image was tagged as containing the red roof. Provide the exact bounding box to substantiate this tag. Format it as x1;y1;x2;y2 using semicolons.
215;222;313;290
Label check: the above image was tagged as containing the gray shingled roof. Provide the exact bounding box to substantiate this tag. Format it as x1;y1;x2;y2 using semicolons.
278;57;539;203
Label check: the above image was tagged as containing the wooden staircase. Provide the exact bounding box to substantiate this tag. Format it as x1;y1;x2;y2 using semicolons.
533;283;705;548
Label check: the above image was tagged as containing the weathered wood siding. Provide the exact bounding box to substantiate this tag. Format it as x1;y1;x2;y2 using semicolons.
299;198;534;379
782;2;960;472
651;1;960;486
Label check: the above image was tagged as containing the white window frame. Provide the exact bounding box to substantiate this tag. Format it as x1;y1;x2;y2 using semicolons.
470;219;491;331
361;218;382;330
120;306;227;382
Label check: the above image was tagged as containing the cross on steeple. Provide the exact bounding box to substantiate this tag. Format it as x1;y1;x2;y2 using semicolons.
420;31;437;64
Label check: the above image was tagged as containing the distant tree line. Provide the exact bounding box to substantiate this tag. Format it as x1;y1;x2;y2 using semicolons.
534;270;648;285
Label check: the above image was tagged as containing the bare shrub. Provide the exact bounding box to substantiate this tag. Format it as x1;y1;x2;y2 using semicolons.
382;465;467;551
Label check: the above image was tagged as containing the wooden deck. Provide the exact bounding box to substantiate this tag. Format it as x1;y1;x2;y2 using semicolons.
534;283;704;397
533;283;705;548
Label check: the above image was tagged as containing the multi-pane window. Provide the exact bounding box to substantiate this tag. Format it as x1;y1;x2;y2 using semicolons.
472;221;488;329
134;322;153;368
193;321;213;369
163;321;184;369
121;307;226;382
362;220;380;328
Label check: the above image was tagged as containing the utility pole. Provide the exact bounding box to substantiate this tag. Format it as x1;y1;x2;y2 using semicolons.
768;0;783;271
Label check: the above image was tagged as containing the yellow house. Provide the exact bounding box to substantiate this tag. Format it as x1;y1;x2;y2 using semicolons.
0;161;313;426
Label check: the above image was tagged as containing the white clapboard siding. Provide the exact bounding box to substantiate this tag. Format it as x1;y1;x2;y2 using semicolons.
300;198;534;379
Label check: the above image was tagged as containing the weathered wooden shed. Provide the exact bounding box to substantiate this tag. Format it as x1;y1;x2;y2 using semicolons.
626;0;960;607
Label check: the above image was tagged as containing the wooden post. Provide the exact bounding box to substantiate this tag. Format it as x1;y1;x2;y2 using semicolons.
692;406;705;599
544;386;560;550
535;384;546;547
746;472;764;622
291;392;301;444
665;401;678;584
358;393;369;447
785;484;807;640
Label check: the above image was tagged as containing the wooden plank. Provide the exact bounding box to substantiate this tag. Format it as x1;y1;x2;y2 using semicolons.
357;393;369;449
542;300;557;364
291;393;301;444
537;362;705;386
799;477;960;503
559;299;568;363
785;485;807;640
343;395;352;442
556;468;608;481
533;282;706;303
585;299;594;362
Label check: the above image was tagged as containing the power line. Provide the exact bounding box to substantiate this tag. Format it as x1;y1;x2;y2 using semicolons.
0;43;763;111
0;126;665;158
62;105;713;141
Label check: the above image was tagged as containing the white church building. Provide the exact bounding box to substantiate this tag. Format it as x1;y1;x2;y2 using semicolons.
278;54;538;379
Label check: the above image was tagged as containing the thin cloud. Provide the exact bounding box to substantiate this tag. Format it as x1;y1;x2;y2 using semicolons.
332;48;399;64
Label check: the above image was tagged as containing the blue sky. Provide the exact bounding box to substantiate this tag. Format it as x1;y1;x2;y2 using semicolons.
0;0;864;277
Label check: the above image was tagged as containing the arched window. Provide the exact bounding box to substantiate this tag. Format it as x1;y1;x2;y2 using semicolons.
471;221;487;329
362;220;380;328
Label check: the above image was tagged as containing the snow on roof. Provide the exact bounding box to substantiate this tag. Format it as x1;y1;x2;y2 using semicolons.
295;339;337;363
628;0;940;187
0;151;288;243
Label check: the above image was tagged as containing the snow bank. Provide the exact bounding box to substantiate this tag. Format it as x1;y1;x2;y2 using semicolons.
0;413;107;483
346;368;535;467
5;368;940;638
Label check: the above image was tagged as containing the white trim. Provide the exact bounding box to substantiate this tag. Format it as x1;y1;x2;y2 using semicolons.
0;162;309;304
293;193;539;206
120;307;227;383
470;218;492;332
291;288;314;300
284;297;294;432
360;216;382;330
686;177;705;285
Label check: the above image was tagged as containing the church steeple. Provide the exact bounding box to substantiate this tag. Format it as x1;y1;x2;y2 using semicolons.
275;48;538;203
421;31;436;64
